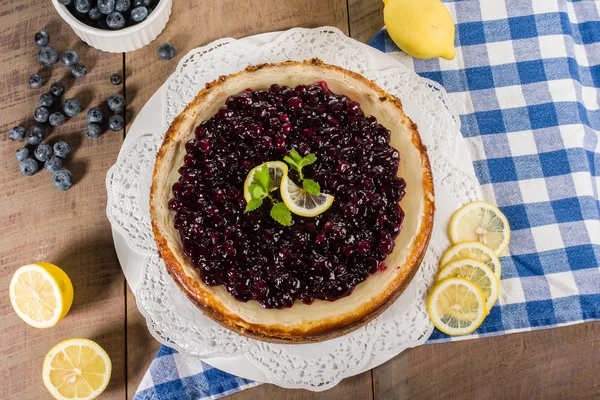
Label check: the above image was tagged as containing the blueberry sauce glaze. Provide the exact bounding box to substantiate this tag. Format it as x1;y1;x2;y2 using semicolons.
169;82;406;309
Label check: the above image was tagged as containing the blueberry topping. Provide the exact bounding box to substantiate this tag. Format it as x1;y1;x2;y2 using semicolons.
63;98;81;117
49;112;66;127
71;63;87;78
107;94;125;112
8;126;26;141
49;82;65;97
87;107;104;123
131;6;148;22
29;74;45;89
53;141;72;158
108;115;124;131
61;50;79;67
88;7;102;20
15;148;29;161
34;30;50;47
97;0;115;14
106;11;126;29
20;159;39;176
85;123;102;139
115;0;130;12
39;93;55;107
110;73;123;86
34;143;53;162
52;169;73;190
37;46;59;67
45;157;63;172
34;106;50;123
74;0;91;13
25;126;44;145
158;43;176;60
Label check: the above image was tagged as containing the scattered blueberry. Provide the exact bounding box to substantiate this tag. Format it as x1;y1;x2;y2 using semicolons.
58;0;73;4
63;98;82;116
34;144;53;162
131;6;148;22
8;126;26;141
39;93;55;107
50;82;65;97
110;73;123;86
61;50;79;67
20;159;40;176
45;157;63;172
25;126;45;145
52;169;73;190
53;141;72;158
74;0;91;13
87;107;105;123
106;11;126;29
107;94;125;112
37;46;59;67
158;43;176;60
29;74;45;89
49;112;66;127
115;0;130;12
15;148;29;161
34;106;50;123
133;0;150;6
98;0;115;14
71;63;87;78
108;115;124;131
85;123;102;139
88;7;102;20
34;30;50;47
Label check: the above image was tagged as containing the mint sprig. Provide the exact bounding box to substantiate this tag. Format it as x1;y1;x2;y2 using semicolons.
244;164;292;226
283;149;316;181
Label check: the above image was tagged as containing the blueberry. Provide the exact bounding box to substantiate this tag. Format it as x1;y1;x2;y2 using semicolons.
71;63;87;78
20;158;39;176
49;112;66;127
88;7;102;21
45;157;63;172
39;93;55;107
115;0;130;12
98;0;115;14
87;107;105;123
85;123;102;139
8;126;26;141
34;106;50;123
133;0;150;6
107;94;125;112
16;148;29;161
106;11;126;29
50;82;65;97
52;169;73;190
26;126;45;145
109;115;124;131
58;0;73;4
131;6;148;22
61;50;79;67
63;98;81;116
110;73;123;86
37;46;59;67
74;0;91;13
29;74;45;89
53;141;72;158
34;143;53;162
158;43;176;60
34;30;50;47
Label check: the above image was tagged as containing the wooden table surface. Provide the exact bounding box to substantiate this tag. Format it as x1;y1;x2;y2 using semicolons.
1;1;599;399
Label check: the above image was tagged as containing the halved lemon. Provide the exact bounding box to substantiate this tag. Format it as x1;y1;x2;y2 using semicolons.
243;161;288;202
438;258;499;312
9;262;73;328
440;241;502;279
43;338;112;400
427;277;486;336
280;176;334;217
449;200;510;256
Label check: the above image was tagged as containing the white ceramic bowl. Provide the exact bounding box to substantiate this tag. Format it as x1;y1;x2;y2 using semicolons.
52;0;172;53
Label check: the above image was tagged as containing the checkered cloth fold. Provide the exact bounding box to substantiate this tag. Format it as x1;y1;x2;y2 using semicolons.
135;0;600;398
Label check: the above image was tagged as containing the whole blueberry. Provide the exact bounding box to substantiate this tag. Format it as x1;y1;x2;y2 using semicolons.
131;6;148;22
74;0;91;13
58;0;73;4
34;143;53;162
98;0;116;14
52;169;73;190
15;148;29;161
85;123;102;139
29;74;45;89
71;63;87;78
34;30;50;47
133;0;150;6
34;106;50;123
61;50;79;67
158;43;176;60
53;141;72;158
45;157;63;172
108;115;124;131
39;93;55;107
8;126;26;141
110;73;123;86
106;11;126;29
49;82;65;97
88;7;102;20
25;126;45;145
37;46;59;67
49;112;66;127
87;107;105;123
107;94;125;112
20;158;39;176
115;0;130;12
63;98;81;116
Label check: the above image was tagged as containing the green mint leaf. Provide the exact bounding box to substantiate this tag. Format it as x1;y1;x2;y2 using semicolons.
301;153;316;167
245;197;263;213
254;164;271;190
250;184;266;199
303;179;320;195
288;149;303;163
270;202;292;226
283;156;300;172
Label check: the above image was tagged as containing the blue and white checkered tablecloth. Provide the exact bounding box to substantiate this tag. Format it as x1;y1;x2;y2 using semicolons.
135;0;600;398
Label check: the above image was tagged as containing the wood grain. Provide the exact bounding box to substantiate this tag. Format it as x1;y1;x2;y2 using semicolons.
348;0;384;44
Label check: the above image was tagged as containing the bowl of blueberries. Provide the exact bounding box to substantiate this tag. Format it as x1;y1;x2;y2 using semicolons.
52;0;172;53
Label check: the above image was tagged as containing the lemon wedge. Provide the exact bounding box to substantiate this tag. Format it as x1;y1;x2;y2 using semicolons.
449;201;511;256
9;262;73;328
440;241;502;279
43;338;112;400
243;161;288;202
280;175;334;217
438;259;499;313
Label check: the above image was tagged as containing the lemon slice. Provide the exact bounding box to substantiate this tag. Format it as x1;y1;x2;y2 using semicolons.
243;161;288;202
43;338;112;400
9;262;73;328
438;258;499;312
449;200;510;256
280;176;334;217
427;277;486;336
440;241;502;279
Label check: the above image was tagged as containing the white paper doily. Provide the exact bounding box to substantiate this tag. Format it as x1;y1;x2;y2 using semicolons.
106;27;481;390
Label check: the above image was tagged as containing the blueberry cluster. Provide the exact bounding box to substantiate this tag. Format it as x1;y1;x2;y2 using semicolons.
33;31;87;78
59;0;160;30
84;92;125;138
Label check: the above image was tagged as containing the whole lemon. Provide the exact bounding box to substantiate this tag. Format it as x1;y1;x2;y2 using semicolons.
383;0;456;60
